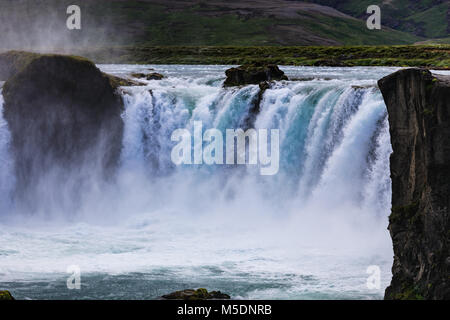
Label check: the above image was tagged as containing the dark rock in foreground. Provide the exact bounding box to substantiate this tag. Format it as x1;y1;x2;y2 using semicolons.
2;52;125;207
224;63;288;87
162;288;231;300
0;290;14;300
378;68;450;300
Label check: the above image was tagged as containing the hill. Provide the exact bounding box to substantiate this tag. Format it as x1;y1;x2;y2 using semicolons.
0;0;424;49
305;0;450;39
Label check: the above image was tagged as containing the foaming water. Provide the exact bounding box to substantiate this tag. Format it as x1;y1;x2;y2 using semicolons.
0;66;397;299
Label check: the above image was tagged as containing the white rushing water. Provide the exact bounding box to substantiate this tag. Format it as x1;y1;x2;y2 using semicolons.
0;66;397;299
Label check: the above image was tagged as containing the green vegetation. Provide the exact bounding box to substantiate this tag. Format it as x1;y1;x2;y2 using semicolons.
77;0;422;46
0;0;426;49
389;283;425;300
390;201;420;225
0;290;14;300
307;0;450;39
78;45;450;68
404;3;449;39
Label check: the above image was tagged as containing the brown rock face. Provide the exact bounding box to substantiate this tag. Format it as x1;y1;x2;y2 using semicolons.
378;68;450;300
2;53;124;211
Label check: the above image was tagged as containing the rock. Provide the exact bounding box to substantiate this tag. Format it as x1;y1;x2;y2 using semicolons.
130;72;147;79
378;68;450;300
106;74;145;87
0;51;140;87
243;81;271;128
224;63;288;87
0;290;14;300
146;72;164;80
161;288;231;300
0;51;41;81
2;53;125;206
130;72;164;80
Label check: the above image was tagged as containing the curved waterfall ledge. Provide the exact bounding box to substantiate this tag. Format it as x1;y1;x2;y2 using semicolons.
0;58;396;299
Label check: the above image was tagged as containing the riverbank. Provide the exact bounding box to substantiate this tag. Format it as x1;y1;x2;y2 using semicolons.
65;45;450;69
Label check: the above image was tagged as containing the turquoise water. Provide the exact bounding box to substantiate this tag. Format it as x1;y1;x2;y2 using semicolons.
0;66;398;299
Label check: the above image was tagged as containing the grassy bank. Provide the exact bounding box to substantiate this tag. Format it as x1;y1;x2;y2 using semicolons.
78;45;450;69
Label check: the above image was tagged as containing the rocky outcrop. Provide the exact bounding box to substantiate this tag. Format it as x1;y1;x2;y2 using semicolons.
243;81;271;129
2;53;126;206
130;72;164;80
0;290;14;300
224;63;288;87
161;288;230;300
0;51;41;81
378;68;450;300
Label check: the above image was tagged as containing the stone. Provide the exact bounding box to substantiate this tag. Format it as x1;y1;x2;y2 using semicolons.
2;53;125;207
378;68;450;300
224;63;288;87
0;290;14;300
161;288;231;300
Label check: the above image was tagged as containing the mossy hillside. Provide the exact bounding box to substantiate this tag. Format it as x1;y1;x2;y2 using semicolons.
308;0;449;39
0;0;423;48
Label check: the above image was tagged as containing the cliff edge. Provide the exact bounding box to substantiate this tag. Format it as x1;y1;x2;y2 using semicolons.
378;68;450;300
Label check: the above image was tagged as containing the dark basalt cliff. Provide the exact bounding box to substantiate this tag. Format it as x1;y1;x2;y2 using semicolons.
378;68;450;300
0;52;127;209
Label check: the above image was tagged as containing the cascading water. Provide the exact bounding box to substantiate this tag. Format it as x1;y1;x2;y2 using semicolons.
0;90;15;214
0;66;396;299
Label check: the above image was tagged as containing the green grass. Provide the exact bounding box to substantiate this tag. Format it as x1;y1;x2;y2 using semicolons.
305;0;449;39
404;3;449;38
77;45;450;69
296;12;419;45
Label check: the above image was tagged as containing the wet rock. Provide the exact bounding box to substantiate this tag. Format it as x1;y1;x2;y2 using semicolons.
107;74;145;87
378;68;450;300
146;72;164;80
0;51;41;80
0;290;14;300
161;288;231;300
243;81;271;128
130;72;164;80
2;53;125;205
224;63;288;87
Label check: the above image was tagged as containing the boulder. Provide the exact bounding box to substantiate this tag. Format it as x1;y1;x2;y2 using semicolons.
130;72;164;80
0;51;41;81
161;288;231;300
224;63;288;87
2;53;125;206
147;72;164;80
378;68;450;300
0;290;14;300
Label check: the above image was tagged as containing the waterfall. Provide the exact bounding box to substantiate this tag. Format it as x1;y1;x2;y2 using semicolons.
0;67;395;299
117;79;392;221
0;90;15;213
0;72;392;224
